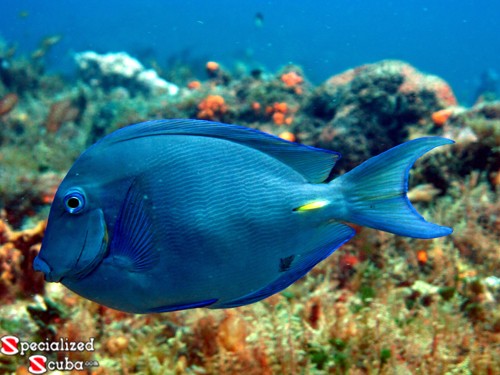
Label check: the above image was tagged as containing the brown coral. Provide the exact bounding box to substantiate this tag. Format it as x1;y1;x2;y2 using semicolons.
217;311;248;353
281;71;304;94
266;102;294;126
431;108;454;126
187;80;201;90
206;61;220;76
0;218;45;302
0;93;19;115
197;95;228;120
46;98;81;133
398;64;457;107
281;71;303;87
278;131;296;142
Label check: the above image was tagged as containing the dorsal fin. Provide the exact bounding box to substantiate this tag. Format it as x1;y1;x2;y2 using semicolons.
99;119;340;183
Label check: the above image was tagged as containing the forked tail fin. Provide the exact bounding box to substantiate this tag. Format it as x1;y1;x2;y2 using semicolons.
331;137;453;239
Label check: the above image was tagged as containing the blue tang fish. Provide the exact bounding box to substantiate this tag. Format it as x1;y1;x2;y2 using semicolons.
34;119;453;313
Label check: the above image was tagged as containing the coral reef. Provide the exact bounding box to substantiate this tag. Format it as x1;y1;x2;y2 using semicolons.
0;41;498;374
0;218;45;302
307;60;458;169
197;94;228;120
75;51;179;96
416;102;500;192
0;93;18;115
45;94;86;133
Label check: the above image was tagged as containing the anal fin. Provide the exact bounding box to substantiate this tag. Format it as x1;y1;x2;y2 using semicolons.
216;222;355;308
149;298;218;313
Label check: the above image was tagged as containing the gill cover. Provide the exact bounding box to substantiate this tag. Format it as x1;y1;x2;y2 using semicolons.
35;208;108;282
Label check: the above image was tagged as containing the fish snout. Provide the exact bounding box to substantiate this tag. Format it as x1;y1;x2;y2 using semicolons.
33;256;61;282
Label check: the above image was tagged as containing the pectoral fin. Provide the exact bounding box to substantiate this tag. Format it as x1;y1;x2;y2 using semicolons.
110;179;160;272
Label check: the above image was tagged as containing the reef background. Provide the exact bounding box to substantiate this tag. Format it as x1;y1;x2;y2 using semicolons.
2;1;500;103
1;4;500;374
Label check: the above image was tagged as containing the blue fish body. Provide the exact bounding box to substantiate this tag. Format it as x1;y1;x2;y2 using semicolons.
34;119;453;313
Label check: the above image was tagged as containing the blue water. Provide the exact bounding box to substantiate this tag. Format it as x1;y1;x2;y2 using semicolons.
1;0;499;103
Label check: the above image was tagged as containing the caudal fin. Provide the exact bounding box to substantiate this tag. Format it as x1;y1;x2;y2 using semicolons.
332;137;453;239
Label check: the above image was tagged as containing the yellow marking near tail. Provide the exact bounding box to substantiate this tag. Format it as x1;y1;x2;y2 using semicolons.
294;200;330;212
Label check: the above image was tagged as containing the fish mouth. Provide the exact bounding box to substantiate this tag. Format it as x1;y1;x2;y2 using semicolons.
33;255;61;282
71;228;109;280
33;208;108;283
33;235;89;283
33;230;107;283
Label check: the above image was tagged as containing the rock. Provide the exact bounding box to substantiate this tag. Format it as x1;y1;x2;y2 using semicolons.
75;51;178;95
308;60;456;169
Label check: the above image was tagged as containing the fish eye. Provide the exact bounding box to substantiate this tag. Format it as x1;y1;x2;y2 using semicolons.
63;191;86;214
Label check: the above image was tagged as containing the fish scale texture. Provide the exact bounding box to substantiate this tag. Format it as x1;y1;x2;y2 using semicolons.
63;134;324;312
137;136;307;298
